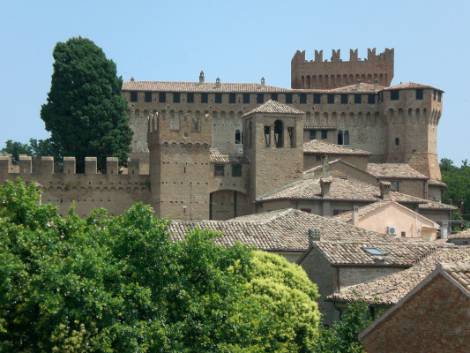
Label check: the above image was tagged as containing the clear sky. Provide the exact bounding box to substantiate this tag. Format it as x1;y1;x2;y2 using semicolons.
1;0;469;162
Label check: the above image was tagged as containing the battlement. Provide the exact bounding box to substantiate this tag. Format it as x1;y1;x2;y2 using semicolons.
291;48;394;89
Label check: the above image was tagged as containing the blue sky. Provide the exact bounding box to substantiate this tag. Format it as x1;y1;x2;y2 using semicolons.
1;0;469;162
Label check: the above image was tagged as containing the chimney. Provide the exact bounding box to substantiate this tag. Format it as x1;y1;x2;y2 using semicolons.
380;181;391;200
308;228;320;247
199;70;205;83
320;177;332;197
352;205;359;225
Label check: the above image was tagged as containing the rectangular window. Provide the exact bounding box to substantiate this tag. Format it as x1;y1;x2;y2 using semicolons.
231;164;242;177
256;94;264;104
243;93;250;104
159;92;166;103
229;93;236;104
337;130;350;145
201;93;208;103
215;93;222;104
271;93;278;101
327;94;335;104
144;91;152;102
341;94;348;104
287;127;296;147
264;126;271;147
300;208;311;213
299;93;307;104
173;93;181;103
390;90;399;100
130;91;138;102
354;94;362;104
187;93;194;103
285;93;293;104
309;129;317;140
313;94;321;104
321;130;328;139
367;94;375;104
235;129;241;144
416;89;423;100
391;180;400;192
214;164;225;177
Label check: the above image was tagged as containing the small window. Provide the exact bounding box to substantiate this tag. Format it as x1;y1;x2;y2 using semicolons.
415;89;423;100
390;90;399;100
159;92;166;103
367;94;375;104
321;130;328;140
130;91;138;102
313;94;321;104
395;137;400;146
173;93;181;103
144;91;152;102
327;94;335;104
243;93;250;104
300;208;311;213
271;93;278;101
274;120;284;148
340;94;348;104
187;93;194;103
309;129;317;140
215;93;222;104
214;164;224;177
287;127;295;147
231;164;242;177
299;93;307;104
191;117;200;132
363;247;386;256
437;91;442;102
391;181;400;192
337;130;349;145
229;93;236;104
235;129;241;144
285;93;293;104
354;94;362;104
401;231;406;238
256;94;264;104
201;93;209;103
264;126;271;147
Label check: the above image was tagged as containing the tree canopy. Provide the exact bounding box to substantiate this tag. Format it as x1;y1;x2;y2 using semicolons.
0;179;320;353
40;37;132;170
1;138;56;162
440;158;470;225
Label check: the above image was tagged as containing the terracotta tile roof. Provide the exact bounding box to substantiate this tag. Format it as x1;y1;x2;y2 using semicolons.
384;82;440;91
209;148;247;164
441;262;470;292
448;229;470;240
329;82;385;93
315;241;437;267
257;176;426;204
367;163;428;179
242;100;304;116
167;208;394;252
122;80;289;93
418;200;457;210
329;245;470;305
303;140;370;155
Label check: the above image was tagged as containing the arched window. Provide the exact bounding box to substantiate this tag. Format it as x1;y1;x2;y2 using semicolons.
235;129;241;144
274;120;284;148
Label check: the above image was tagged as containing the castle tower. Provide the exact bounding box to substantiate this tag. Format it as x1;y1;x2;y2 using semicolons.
382;84;443;180
242;100;305;210
148;110;212;220
291;48;394;89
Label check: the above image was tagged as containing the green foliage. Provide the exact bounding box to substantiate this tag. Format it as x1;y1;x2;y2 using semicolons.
0;179;320;353
440;158;470;224
1;139;57;162
40;37;132;170
314;302;373;353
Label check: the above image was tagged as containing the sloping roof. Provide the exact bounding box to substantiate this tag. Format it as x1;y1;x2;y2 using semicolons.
315;241;437;267
329;246;470;305
303;140;370;155
448;229;470;240
167;208;396;252
335;201;439;228
242;99;304;116
418;200;457;210
122;80;289;93
257;176;426;204
384;82;440;91
428;179;447;187
209;148;247;164
329;82;385;93
441;262;470;292
367;163;428;179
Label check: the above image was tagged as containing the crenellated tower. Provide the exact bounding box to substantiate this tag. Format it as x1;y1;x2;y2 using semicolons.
148;110;212;220
291;48;394;89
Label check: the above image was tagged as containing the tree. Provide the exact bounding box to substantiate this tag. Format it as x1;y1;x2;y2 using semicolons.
1;140;32;162
40;37;132;171
0;179;320;353
1;138;58;163
440;158;470;224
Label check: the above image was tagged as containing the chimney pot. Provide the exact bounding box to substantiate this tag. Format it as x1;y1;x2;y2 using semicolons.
320;177;332;197
380;181;392;200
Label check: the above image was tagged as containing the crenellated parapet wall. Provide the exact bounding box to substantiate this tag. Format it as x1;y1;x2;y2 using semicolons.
0;155;151;216
291;48;394;89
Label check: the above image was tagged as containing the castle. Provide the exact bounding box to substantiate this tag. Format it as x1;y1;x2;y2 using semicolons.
0;48;452;230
